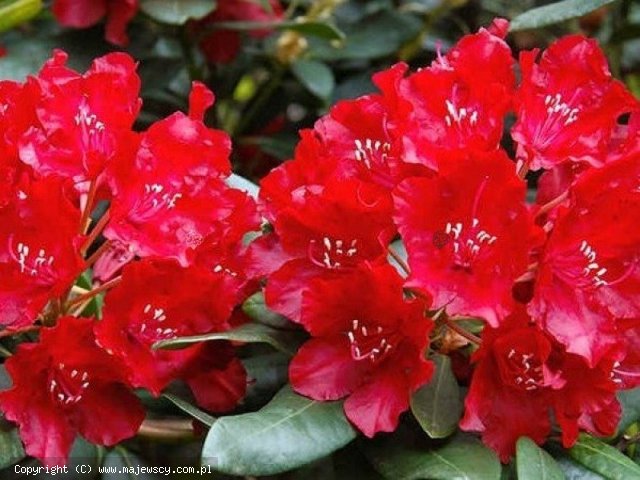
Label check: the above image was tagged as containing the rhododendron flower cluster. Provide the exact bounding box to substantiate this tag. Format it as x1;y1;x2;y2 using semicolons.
1;15;639;469
258;18;639;461
0;51;259;466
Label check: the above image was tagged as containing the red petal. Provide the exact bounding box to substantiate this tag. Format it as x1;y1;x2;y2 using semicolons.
290;337;371;401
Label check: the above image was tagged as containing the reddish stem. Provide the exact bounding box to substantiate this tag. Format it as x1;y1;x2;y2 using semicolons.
388;246;410;276
516;159;530;180
81;210;110;256
444;317;482;345
80;179;98;235
84;240;111;269
65;276;121;310
0;325;39;339
536;191;569;219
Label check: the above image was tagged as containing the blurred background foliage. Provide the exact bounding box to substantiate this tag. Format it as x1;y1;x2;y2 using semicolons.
1;1;640;478
1;0;638;182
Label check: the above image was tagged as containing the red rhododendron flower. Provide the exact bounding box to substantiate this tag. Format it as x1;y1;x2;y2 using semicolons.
19;50;141;188
104;82;246;265
290;263;434;437
512;35;636;172
195;0;284;64
0;178;85;328
394;150;542;326
52;0;139;46
530;152;640;366
260;64;428;220
0;316;145;467
259;177;395;321
397;19;514;169
460;310;620;462
95;259;246;411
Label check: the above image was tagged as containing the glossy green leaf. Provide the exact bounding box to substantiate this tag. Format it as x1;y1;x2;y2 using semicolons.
616;387;640;435
516;437;564;480
0;35;54;81
316;11;421;61
242;292;296;329
163;394;216;427
411;354;462;439
0;0;42;33
226;173;259;199
554;455;606;480
140;0;217;25
568;433;640;480
291;59;335;100
154;322;302;356
202;385;356;476
280;21;345;41
366;436;501;480
242;352;290;409
248;134;298;161
0;429;25;469
510;0;619;31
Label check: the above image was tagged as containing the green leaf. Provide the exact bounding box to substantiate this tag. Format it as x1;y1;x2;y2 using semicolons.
509;0;619;32
242;352;290;410
247;134;298;161
140;0;217;25
0;34;54;81
410;354;463;439
0;429;25;469
516;437;564;480
163;393;216;427
75;269;104;319
154;322;302;356
280;21;345;41
554;455;606;480
202;385;356;476
291;59;335;100
316;11;422;61
568;433;640;480
366;435;502;480
242;292;296;329
226;173;259;199
0;0;42;33
257;0;273;15
616;387;640;435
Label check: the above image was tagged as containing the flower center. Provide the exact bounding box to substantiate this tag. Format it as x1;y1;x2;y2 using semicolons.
354;138;391;170
8;238;57;284
74;103;110;156
578;240;608;288
309;236;359;269
545;94;579;126
49;363;90;406
444;100;479;129
534;93;581;148
213;264;239;277
551;239;632;290
133;303;177;344
130;183;183;223
503;348;544;391
440;218;497;270
346;319;395;363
